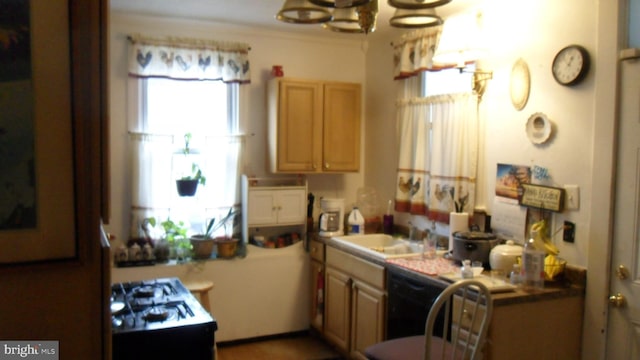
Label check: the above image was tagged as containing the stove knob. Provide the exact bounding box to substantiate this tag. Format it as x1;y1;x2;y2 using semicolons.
112;317;123;328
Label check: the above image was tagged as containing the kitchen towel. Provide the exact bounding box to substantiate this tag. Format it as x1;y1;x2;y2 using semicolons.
449;212;469;252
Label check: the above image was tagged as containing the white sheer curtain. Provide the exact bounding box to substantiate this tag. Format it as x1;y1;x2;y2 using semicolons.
127;76;245;240
395;93;479;223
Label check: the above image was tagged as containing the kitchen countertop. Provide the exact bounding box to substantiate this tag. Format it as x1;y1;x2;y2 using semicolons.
316;234;586;306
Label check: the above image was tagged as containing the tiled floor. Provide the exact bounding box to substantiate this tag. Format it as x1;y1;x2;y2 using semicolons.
216;332;344;360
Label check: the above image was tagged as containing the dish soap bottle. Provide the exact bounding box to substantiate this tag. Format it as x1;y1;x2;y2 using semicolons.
521;230;545;291
348;206;365;235
383;200;394;235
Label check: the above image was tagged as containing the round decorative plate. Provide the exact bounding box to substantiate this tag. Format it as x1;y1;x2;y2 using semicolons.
526;112;552;144
510;58;530;111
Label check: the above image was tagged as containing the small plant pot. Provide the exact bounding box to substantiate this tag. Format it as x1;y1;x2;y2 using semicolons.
215;237;239;258
153;239;171;262
176;179;199;196
190;235;215;259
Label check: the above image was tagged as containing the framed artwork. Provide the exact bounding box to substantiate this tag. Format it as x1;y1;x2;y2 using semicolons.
0;0;78;265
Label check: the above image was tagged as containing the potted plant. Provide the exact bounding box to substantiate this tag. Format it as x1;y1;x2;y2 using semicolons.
189;216;218;259
158;217;191;260
191;207;239;259
176;133;206;196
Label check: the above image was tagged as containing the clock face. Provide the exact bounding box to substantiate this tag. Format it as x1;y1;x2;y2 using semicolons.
552;45;590;86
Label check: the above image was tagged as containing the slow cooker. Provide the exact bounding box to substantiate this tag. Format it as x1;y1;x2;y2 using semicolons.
451;231;500;267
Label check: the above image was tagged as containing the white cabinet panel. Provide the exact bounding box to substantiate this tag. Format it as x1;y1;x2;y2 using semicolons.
248;189;306;226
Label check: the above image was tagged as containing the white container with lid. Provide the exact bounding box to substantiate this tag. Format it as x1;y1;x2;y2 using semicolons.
348;207;365;235
489;239;524;273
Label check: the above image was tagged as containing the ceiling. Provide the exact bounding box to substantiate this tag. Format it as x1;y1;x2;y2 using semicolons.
109;0;477;38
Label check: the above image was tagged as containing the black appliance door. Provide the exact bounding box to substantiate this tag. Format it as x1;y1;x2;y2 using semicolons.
386;268;447;340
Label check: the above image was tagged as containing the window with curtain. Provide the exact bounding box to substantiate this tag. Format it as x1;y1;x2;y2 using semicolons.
126;35;250;240
392;28;480;223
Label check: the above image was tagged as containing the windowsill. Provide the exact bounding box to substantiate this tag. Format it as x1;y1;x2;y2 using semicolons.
112;241;307;269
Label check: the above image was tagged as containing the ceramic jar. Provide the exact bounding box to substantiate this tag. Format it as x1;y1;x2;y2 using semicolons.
489;239;524;273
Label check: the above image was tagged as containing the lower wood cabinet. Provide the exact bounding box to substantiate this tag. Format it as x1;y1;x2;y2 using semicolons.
323;246;386;359
453;291;584;359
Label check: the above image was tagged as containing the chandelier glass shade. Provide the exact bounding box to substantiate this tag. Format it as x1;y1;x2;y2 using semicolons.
387;0;452;9
276;0;449;33
276;0;333;24
389;8;442;28
322;7;364;33
309;0;371;7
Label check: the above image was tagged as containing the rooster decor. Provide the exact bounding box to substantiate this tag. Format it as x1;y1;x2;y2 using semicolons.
398;176;412;194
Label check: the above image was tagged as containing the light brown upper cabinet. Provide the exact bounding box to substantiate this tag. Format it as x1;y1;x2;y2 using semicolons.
268;78;361;173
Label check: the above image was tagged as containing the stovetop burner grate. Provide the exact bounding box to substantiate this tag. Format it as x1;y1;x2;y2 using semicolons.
111;277;213;333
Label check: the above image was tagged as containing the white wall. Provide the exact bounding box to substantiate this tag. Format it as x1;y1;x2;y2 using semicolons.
365;0;597;268
106;13;367;243
363;1;616;357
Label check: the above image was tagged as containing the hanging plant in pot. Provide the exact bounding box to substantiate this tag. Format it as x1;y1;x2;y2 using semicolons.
191;208;238;259
176;133;206;196
176;163;206;196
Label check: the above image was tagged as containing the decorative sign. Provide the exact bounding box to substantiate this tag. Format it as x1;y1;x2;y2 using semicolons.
518;184;565;212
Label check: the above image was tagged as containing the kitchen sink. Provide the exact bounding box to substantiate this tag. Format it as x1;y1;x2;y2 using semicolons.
330;234;423;260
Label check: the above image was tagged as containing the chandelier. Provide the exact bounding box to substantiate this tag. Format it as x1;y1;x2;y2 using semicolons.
275;0;447;34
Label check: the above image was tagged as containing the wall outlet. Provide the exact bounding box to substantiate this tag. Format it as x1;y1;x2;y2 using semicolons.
564;185;580;210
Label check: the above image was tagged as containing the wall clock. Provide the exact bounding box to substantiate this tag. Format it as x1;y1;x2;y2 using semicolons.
510;58;530;111
551;45;590;86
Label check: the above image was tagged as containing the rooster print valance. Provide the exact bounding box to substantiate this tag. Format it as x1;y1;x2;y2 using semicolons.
128;34;251;84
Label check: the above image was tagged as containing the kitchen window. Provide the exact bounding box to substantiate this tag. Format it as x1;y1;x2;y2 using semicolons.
395;65;480;220
125;35;251;241
421;65;474;96
128;77;243;238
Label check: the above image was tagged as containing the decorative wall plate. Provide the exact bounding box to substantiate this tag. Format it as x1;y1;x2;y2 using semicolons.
526;112;552;144
510;58;530;111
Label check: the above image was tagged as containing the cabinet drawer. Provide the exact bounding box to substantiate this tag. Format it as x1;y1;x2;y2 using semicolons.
310;240;325;262
326;246;385;289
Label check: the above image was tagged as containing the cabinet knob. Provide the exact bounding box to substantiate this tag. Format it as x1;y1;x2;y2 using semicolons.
325;162;330;169
313;163;318;170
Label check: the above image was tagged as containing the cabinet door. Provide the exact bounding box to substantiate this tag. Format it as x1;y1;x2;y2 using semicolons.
247;190;277;225
324;266;352;353
351;280;386;358
322;82;361;172
310;260;324;332
276;189;306;224
274;79;323;172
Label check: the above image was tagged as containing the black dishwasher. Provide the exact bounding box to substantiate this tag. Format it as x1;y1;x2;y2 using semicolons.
386;267;447;340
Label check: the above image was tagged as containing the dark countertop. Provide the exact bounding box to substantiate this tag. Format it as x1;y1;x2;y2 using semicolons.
315;234;586;307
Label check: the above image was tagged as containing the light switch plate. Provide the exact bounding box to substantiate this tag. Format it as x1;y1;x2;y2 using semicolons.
564;185;580;210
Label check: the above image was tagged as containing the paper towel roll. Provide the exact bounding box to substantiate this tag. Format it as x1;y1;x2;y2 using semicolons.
449;212;469;252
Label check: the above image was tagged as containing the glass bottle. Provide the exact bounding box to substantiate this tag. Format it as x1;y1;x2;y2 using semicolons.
510;263;522;287
461;259;474;279
521;230;545;291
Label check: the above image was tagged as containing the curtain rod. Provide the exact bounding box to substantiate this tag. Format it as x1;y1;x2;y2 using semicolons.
127;35;251;51
389;27;441;47
128;131;255;139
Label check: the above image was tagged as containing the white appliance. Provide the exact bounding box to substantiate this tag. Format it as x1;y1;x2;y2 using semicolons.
318;198;344;237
